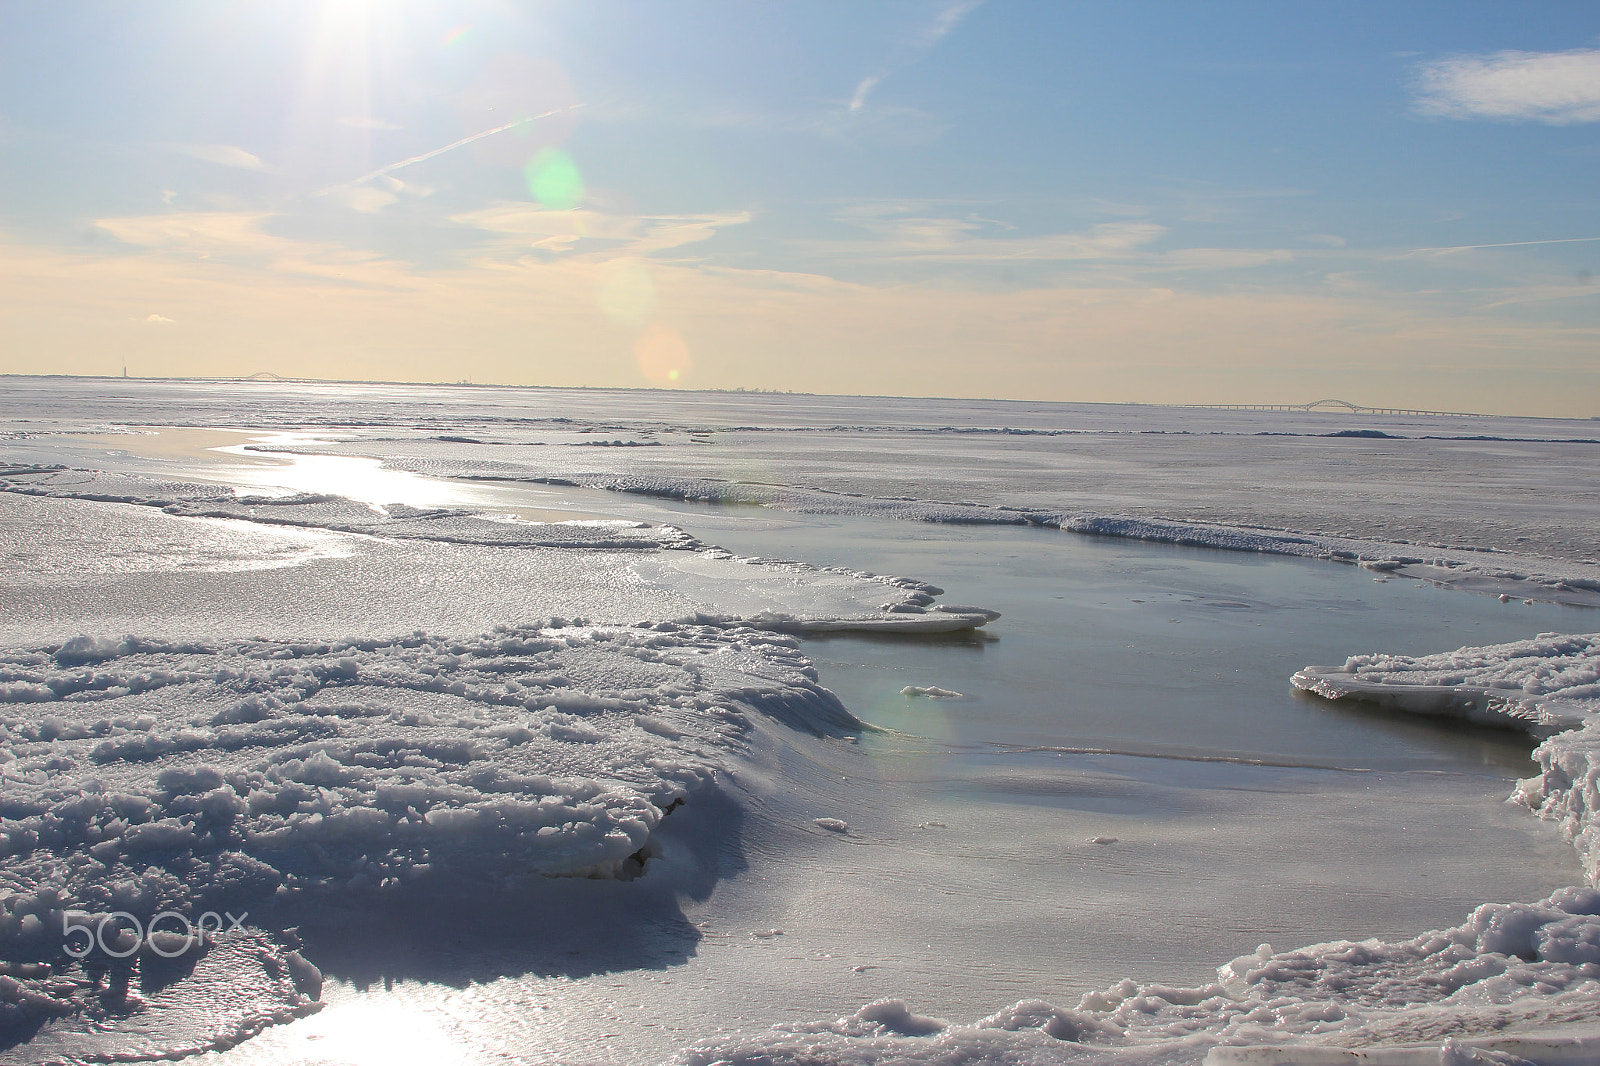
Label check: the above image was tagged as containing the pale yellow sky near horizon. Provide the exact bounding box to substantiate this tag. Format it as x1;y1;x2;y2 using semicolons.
4;214;1596;419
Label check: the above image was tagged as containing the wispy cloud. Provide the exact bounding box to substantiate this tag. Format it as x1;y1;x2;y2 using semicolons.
325;186;400;214
97;212;289;256
451;204;752;259
1414;48;1600;124
802;211;1166;263
6;225;1596;413
322;176;436;215
794;204;1330;282
173;144;269;170
847;75;884;114
94;211;421;289
878;221;1168;262
1478;283;1600;311
849;0;983;111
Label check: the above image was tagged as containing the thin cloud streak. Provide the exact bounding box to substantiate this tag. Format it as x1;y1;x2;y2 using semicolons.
849;0;983;111
847;75;883;112
1400;236;1600;258
317;105;583;198
452;202;752;259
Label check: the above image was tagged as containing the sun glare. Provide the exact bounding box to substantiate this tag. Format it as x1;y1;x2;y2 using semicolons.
215;434;481;509
273;998;475;1066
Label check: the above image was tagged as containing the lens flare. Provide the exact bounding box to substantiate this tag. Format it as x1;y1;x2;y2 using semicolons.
596;259;657;324
525;149;583;210
634;325;691;387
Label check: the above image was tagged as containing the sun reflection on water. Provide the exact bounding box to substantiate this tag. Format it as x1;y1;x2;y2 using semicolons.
82;427;634;524
219;439;481;510
258;998;478;1066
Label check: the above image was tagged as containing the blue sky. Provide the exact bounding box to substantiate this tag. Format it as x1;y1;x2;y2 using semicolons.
3;1;1599;414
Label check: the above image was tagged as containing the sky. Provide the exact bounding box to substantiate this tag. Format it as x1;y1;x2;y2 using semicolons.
2;1;1599;416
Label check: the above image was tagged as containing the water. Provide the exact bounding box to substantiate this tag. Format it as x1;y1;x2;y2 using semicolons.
602;496;1578;763
593;500;1581;992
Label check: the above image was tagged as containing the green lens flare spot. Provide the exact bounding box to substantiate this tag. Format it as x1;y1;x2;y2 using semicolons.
524;150;584;211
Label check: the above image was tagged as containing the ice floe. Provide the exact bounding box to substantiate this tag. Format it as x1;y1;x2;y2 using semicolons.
1292;633;1600;736
0;622;855;1039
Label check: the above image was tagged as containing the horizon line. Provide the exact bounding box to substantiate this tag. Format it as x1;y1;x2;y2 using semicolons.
7;371;1592;422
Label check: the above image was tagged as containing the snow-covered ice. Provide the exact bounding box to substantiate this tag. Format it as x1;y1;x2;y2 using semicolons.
2;377;1599;1065
1292;634;1600;737
0;622;853;1035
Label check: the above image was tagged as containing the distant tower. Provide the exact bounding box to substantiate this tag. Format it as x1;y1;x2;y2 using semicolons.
122;364;128;378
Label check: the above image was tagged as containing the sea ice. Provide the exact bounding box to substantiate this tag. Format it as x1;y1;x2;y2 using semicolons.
1293;634;1600;889
676;887;1600;1065
0;622;856;1036
0;471;994;643
5;380;1600;1064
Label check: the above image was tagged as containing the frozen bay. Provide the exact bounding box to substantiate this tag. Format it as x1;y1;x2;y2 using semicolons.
1;378;1598;1064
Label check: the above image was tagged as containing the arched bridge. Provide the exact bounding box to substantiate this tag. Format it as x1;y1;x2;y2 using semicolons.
1185;398;1482;417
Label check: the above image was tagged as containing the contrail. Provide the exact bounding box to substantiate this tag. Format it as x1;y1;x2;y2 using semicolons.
318;104;582;195
1406;235;1600;254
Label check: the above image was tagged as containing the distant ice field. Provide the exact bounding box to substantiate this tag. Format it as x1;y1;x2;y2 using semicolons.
2;378;1598;1065
6;376;1596;573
